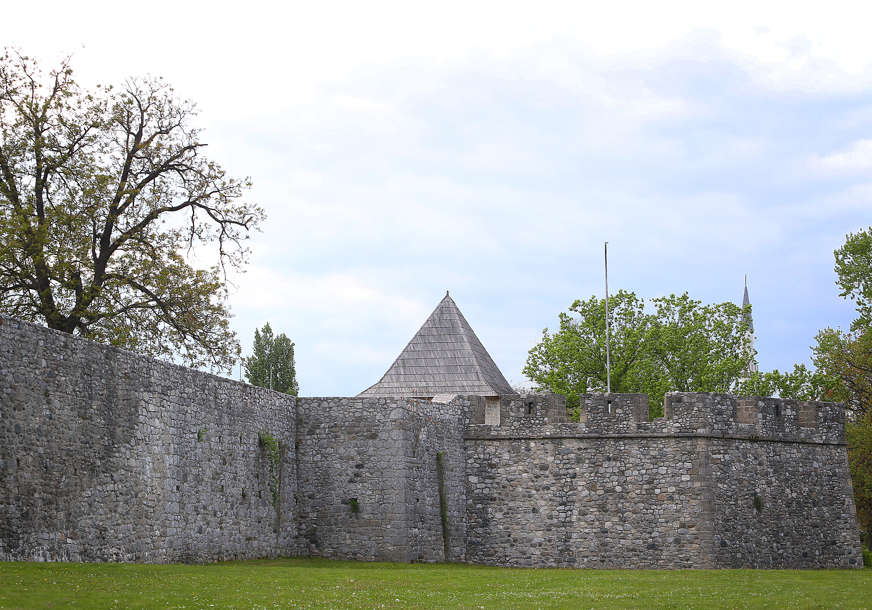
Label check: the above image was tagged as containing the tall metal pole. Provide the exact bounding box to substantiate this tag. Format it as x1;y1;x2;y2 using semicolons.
604;241;611;394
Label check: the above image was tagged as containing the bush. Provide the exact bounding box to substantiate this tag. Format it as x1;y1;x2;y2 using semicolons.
847;415;872;546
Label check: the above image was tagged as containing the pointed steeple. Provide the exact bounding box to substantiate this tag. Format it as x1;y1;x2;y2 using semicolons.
742;275;754;333
358;293;515;398
741;275;758;376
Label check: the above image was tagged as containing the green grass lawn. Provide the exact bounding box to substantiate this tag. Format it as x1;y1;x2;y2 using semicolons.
1;558;870;609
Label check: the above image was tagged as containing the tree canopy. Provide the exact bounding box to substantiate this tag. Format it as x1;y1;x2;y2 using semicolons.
811;228;872;416
244;323;299;396
745;228;872;413
524;291;754;417
736;364;828;402
523;290;649;410
742;227;872;545
815;228;872;544
810;327;872;414
0;51;262;370
835;227;872;331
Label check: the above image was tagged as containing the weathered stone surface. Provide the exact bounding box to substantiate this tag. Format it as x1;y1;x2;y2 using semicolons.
294;396;465;562
0;316;863;568
464;392;863;568
0;316;296;562
709;439;861;568
465;435;712;568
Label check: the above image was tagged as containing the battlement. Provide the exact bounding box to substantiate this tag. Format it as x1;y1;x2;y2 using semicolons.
578;393;650;433
466;391;847;444
464;393;568;429
1;316;862;568
661;393;845;443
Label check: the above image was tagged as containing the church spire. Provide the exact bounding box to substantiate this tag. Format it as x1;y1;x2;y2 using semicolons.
742;276;758;376
742;274;754;333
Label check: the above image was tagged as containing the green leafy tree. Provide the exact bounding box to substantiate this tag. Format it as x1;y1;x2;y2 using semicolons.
848;412;872;547
645;293;754;395
785;228;872;416
524;291;754;417
745;228;872;544
244;323;299;396
823;230;872;546
735;370;778;399
523;290;650;414
819;227;872;416
812;260;872;416
737;364;829;401
0;51;262;370
835;227;872;330
812;328;872;414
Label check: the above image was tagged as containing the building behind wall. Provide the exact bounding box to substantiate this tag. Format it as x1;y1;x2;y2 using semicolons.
358;292;515;426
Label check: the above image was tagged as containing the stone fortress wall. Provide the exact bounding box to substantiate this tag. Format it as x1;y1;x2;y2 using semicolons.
0;316;298;563
293;396;466;563
465;393;861;568
0;317;864;567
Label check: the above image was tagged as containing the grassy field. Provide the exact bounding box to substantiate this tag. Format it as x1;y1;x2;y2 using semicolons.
1;558;871;609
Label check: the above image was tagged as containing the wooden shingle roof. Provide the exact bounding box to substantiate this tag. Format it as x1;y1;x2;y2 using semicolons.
358;292;515;398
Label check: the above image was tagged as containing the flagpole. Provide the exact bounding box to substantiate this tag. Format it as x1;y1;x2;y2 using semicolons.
605;241;611;394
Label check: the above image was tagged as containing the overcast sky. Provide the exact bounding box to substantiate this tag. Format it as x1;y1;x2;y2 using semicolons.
7;1;872;394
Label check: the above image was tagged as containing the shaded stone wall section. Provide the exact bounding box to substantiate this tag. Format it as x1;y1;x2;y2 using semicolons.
465;433;714;568
0;316;296;563
293;396;465;562
710;439;862;568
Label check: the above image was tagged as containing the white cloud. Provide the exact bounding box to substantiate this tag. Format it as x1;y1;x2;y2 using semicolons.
231;266;430;330
5;0;872;393
312;340;397;366
811;140;872;174
9;0;872;106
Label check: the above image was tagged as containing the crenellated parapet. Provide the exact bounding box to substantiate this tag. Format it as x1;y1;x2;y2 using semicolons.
0;316;862;569
659;393;845;443
463;393;568;430
731;396;845;443
466;391;847;445
463;389;860;569
578;393;650;433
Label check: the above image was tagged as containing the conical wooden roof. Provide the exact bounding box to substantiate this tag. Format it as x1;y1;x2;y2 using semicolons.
358;292;515;398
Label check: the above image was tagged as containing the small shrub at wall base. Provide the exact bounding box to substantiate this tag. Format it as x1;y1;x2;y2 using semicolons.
257;432;282;512
864;546;872;567
436;451;450;558
753;493;764;512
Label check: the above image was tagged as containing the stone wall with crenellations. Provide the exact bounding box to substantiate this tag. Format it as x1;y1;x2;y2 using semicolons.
0;316;863;568
463;392;863;568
